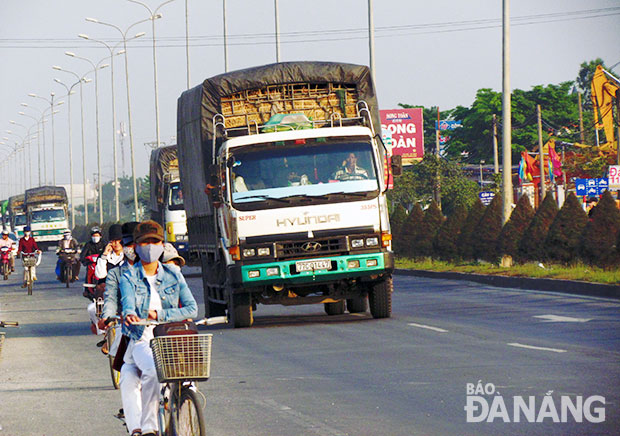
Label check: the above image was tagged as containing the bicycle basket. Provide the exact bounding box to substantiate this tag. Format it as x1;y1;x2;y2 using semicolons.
23;257;37;267
150;333;212;382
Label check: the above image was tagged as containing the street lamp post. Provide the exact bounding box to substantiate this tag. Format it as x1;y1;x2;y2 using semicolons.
128;0;174;151
18;109;42;187
65;51;110;224
29;93;64;185
54;66;91;225
86;17;151;220
54;77;81;229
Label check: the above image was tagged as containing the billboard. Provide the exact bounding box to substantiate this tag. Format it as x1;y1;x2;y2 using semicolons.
380;108;424;165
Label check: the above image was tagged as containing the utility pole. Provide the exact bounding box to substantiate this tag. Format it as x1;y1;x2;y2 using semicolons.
578;92;585;143
492;114;499;173
274;0;281;63
537;104;546;203
435;107;441;208
501;0;513;224
368;0;376;85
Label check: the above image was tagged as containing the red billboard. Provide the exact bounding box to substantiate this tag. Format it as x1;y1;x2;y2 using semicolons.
380;108;425;165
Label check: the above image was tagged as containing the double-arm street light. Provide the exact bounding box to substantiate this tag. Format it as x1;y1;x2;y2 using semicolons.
54;65;93;225
65;51;110;224
29;93;64;185
18;109;42;187
8;121;31;191
86;16;151;220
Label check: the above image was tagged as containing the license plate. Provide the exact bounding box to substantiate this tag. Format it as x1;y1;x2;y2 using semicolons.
295;259;332;272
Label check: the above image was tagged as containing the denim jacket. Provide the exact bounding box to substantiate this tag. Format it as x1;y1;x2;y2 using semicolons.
120;261;198;341
101;260;131;321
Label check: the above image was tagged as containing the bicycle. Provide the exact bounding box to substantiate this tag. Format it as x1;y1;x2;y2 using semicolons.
131;316;227;436
59;248;79;288
21;251;41;295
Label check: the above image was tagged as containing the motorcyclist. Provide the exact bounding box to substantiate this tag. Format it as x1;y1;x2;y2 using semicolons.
0;229;15;272
17;226;41;287
57;229;80;282
80;226;106;281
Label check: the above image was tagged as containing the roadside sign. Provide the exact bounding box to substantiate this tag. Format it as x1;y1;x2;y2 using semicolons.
597;178;608;195
380;109;424;165
575;179;587;196
609;165;620;189
479;191;495;205
575;178;609;196
435;120;463;130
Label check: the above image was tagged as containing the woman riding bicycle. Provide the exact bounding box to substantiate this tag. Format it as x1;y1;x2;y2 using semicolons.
119;220;197;436
17;226;41;287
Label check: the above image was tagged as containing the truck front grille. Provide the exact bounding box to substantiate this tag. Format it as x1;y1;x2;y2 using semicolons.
276;237;347;260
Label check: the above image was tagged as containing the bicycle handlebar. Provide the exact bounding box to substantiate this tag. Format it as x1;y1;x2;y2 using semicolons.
131;316;228;327
0;321;19;328
20;251;42;266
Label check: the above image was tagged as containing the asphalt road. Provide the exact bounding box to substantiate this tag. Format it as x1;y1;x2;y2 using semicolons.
0;255;618;436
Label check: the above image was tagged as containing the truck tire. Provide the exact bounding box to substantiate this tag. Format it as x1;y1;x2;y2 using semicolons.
207;299;227;318
232;293;253;328
368;276;392;319
324;300;345;316
346;296;368;313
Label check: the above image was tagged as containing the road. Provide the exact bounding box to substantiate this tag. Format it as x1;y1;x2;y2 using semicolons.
0;254;618;436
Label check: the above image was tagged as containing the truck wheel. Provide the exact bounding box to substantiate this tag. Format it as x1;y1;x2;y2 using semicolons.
324;300;345;316
368;276;392;319
232;293;253;328
346;296;368;313
207;298;227;318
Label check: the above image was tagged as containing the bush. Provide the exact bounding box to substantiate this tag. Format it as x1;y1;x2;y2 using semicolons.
545;193;588;264
497;194;535;261
473;194;504;262
434;204;467;261
390;204;408;239
413;200;444;258
398;203;423;257
579;190;620;267
518;194;559;262
457;199;485;261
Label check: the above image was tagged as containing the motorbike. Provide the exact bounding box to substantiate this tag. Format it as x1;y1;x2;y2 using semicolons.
0;247;12;280
84;254;99;286
58;248;79;288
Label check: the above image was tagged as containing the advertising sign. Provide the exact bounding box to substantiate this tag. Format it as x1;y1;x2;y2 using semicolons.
380;108;424;165
478;191;495;205
609;165;620;189
435;120;463;130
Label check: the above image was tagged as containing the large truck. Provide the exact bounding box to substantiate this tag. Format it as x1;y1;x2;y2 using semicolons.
149;145;189;257
177;61;399;327
24;186;70;249
8;194;27;237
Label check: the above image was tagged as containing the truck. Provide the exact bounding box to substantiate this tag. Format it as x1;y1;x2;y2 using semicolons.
8;194;27;237
24;186;70;249
149;144;189;257
177;61;400;327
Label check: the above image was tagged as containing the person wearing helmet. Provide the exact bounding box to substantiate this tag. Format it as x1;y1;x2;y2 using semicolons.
0;229;15;272
57;229;80;282
18;225;41;287
80;226;106;282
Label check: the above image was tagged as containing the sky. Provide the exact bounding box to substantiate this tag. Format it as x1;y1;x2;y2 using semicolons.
0;0;618;200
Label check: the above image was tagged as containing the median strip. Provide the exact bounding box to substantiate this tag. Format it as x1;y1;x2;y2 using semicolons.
407;322;448;333
507;342;567;353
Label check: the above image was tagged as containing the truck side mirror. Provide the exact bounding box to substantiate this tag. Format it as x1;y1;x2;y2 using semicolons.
391;155;402;177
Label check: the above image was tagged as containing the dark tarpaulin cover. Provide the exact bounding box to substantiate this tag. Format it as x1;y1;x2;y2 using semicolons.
25;186;67;206
177;61;379;220
149;144;178;213
8;194;25;212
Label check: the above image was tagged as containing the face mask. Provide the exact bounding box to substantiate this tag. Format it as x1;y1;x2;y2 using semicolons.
92;236;101;244
135;243;164;264
24;232;31;238
64;234;71;240
123;245;136;262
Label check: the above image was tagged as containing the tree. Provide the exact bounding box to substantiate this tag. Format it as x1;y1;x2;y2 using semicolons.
497;194;535;261
397;203;423;258
413;200;444;258
544;193;588;264
457;199;485;261
434;204;467;261
389;204;408;239
579;191;620;267
518;194;559;262
473;194;504;262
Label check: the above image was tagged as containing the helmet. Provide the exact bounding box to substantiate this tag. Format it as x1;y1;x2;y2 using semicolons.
1;229;8;235
90;226;102;236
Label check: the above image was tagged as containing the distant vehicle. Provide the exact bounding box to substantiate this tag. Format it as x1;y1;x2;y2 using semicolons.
24;186;70;250
8;194;26;237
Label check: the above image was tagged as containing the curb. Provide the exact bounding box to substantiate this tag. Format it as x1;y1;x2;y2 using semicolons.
395;269;620;300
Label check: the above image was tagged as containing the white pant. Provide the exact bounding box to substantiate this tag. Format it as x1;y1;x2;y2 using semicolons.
86;302;105;335
120;339;161;434
23;266;36;282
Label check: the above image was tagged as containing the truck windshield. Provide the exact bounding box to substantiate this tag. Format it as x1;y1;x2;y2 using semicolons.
31;209;66;223
230;137;379;208
14;214;27;226
168;183;184;210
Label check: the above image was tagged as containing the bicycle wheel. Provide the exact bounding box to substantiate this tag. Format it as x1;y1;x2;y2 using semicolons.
27;268;33;295
107;327;121;389
170;387;206;436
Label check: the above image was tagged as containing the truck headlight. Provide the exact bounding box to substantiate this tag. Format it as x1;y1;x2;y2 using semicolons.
351;238;364;248
266;267;280;276
243;248;256;257
257;247;270;256
366;237;379;247
248;270;260;278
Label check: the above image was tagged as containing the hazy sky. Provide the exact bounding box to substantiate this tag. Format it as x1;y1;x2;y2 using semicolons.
0;0;618;197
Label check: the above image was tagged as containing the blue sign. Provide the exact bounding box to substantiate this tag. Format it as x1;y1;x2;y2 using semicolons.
575;178;609;196
479;191;495;205
435;120;463;130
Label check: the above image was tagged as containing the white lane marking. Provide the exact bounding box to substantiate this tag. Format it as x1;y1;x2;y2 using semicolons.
407;322;448;333
507;342;567;353
533;314;592;323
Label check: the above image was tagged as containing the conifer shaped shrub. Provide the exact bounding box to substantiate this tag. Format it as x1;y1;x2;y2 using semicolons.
397;203;423;258
497;194;535;261
518;193;559;262
413;200;444;258
457;199;485;261
544;193;588;264
472;194;503;262
390;204;408;240
579;190;620;267
434;204;467;261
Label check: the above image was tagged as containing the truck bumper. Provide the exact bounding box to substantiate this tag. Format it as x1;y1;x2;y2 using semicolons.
228;251;394;287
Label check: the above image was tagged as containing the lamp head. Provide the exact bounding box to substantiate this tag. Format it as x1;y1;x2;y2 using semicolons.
78;33;89;40
28;93;37;97
85;17;99;23
65;51;76;57
52;65;62;71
